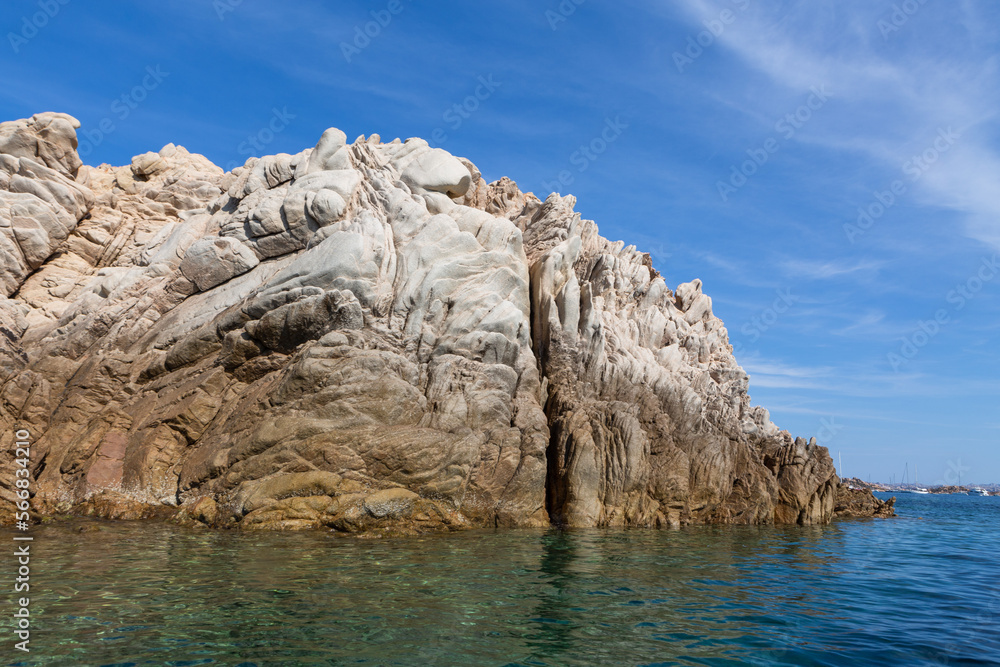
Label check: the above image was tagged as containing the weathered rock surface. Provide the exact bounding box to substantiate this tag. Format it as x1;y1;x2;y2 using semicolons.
0;113;888;533
834;484;896;519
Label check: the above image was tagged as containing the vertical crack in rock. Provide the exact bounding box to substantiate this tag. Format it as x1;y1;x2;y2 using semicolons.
510;187;844;528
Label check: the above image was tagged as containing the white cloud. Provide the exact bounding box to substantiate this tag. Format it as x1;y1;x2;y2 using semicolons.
830;309;887;337
779;258;883;281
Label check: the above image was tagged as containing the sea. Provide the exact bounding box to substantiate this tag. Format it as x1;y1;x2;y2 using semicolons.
3;493;998;666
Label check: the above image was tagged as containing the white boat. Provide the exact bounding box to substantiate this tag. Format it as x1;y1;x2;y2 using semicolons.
969;487;990;496
897;463;930;493
898;465;930;493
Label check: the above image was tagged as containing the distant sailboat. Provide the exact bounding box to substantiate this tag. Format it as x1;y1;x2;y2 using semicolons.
900;463;929;493
899;463;914;493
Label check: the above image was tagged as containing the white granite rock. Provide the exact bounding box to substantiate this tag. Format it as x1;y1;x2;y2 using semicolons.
0;116;843;532
180;236;260;291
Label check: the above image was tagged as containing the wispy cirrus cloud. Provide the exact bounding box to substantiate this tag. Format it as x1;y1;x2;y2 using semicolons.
779;258;884;281
664;0;1000;250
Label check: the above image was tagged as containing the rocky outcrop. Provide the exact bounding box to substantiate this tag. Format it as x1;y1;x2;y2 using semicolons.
834;484;896;519
0;113;93;297
0;113;879;533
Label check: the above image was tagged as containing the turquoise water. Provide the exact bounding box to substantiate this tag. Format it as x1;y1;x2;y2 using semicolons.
3;493;999;666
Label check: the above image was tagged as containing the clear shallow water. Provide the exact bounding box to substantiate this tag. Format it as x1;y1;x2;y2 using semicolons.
2;493;998;666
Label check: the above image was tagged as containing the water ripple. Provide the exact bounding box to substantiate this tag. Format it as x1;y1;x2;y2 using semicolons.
1;494;998;665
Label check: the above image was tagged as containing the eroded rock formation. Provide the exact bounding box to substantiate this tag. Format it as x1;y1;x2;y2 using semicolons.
834;484;896;519
0;113;879;533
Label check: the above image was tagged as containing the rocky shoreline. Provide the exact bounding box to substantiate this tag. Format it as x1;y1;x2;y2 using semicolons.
833;485;896;519
1;113;892;534
47;479;895;536
841;477;996;496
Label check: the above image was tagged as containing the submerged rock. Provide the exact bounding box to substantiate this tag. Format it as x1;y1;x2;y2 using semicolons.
0;113;888;533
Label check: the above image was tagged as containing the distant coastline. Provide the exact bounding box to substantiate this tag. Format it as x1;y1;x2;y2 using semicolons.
841;477;998;496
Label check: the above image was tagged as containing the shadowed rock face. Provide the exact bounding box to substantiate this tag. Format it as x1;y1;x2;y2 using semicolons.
0;114;860;533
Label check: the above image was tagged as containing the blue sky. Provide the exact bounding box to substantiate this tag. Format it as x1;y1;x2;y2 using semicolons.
3;0;998;484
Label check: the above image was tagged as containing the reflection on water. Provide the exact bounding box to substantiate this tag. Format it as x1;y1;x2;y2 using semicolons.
2;494;998;666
